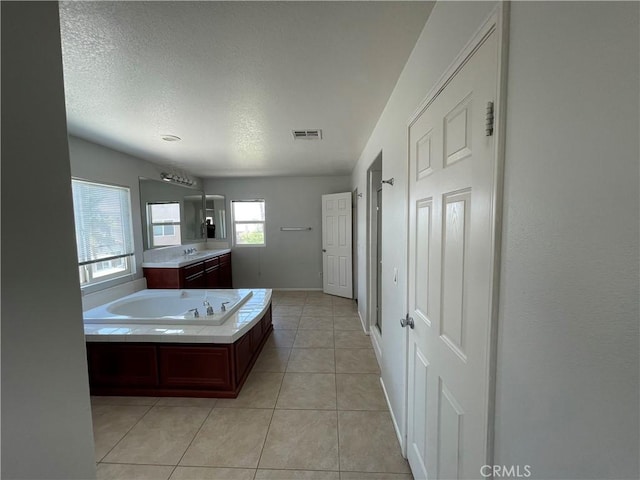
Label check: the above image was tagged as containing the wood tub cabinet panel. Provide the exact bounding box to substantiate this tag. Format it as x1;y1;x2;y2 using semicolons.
88;344;159;387
87;304;272;398
159;345;232;389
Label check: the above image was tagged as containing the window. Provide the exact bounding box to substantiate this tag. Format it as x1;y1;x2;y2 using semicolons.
147;202;181;247
72;179;134;287
232;199;266;246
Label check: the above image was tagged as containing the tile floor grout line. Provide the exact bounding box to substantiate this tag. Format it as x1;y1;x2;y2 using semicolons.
334;313;342;474
95;402;155;463
172;403;217;472
97;460;180;467
167;464;179;480
254;320;297;471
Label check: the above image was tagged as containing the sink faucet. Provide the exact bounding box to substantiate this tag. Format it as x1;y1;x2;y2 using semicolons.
203;300;214;316
221;301;230;312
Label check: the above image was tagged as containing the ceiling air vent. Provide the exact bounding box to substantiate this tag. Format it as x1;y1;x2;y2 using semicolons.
292;129;322;140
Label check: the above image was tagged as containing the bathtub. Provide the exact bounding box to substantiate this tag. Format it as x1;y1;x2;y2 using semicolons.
83;288;273;398
83;289;253;326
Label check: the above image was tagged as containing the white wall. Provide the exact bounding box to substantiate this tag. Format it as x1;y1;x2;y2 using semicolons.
494;3;639;478
69;136;204;289
205;176;350;288
1;3;96;478
350;0;498;445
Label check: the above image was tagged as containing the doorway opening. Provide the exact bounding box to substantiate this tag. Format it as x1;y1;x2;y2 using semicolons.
366;152;383;360
375;186;382;335
352;188;359;302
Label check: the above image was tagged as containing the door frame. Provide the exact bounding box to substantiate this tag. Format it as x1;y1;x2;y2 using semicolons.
403;3;510;464
370;184;383;363
322;192;354;298
366;152;383;357
352;188;359;302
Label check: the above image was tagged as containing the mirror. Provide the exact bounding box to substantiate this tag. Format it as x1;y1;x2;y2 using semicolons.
139;177;205;250
205;194;227;240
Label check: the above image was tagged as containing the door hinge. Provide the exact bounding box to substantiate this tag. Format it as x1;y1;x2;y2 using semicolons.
485;101;494;136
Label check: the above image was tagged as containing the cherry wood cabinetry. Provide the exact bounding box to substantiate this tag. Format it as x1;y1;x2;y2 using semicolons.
144;252;232;289
218;253;232;288
204;257;220;288
182;261;206;288
87;305;272;398
87;344;159;387
159;346;232;389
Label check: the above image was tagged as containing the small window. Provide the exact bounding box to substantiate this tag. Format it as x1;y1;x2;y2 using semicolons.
232;199;266;246
148;202;182;247
71;179;135;287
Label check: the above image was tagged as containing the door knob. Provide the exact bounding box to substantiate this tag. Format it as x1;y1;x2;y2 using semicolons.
400;314;414;329
322;249;326;252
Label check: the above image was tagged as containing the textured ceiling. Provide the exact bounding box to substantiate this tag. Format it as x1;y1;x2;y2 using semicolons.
60;1;434;177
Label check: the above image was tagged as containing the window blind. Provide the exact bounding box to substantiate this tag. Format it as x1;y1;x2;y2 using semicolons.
72;179;134;264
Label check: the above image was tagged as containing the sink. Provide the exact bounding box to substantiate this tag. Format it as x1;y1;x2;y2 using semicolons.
184;251;216;259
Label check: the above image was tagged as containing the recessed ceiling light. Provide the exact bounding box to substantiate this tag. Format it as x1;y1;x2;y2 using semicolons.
161;134;181;142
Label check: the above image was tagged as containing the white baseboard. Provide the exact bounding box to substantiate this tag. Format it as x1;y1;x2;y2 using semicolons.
371;327;383;368
380;376;405;454
357;310;370;335
272;288;323;292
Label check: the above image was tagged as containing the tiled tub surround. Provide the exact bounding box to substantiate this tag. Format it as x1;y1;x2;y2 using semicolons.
84;289;270;343
85;289;272;398
84;289;253;326
91;290;412;480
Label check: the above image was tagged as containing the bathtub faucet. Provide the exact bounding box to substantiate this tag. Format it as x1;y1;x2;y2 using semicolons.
188;308;200;318
221;301;230;312
203;300;214;316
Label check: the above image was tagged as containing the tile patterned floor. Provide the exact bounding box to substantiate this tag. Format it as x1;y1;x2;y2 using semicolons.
92;291;412;480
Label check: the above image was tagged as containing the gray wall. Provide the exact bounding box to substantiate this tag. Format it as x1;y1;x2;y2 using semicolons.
205;176;350;288
1;3;96;478
494;3;639;478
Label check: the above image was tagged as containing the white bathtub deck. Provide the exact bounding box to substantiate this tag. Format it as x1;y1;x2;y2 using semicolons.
84;289;271;344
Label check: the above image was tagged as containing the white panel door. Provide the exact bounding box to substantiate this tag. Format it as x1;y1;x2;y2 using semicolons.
406;26;500;480
322;192;353;298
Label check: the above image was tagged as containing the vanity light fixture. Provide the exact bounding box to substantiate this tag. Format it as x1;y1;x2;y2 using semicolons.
161;171;196;187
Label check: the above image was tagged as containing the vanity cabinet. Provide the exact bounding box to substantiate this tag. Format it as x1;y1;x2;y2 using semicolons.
204;257;220;287
144;251;232;289
86;305;272;398
218;253;232;288
182;262;206;288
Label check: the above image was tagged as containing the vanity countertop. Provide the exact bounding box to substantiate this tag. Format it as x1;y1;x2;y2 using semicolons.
142;248;231;269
